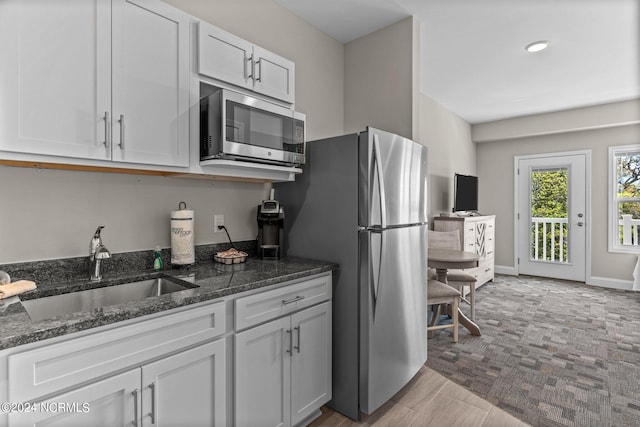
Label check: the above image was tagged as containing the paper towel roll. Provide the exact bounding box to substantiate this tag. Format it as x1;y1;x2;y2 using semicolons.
171;208;195;265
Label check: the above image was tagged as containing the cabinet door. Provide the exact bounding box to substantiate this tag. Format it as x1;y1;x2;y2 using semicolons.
8;369;140;427
141;339;226;427
0;0;111;160
112;0;190;167
198;21;254;90
253;46;295;103
235;316;291;427
290;302;332;425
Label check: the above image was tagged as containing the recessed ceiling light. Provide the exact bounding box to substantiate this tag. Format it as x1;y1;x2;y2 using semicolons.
525;40;550;53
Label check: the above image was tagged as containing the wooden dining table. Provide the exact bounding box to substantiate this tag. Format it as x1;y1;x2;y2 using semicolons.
427;248;481;336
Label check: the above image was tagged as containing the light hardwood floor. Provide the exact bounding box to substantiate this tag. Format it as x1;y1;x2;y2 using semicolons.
308;366;530;427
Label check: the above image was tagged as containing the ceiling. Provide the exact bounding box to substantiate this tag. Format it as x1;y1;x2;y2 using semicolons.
275;0;640;124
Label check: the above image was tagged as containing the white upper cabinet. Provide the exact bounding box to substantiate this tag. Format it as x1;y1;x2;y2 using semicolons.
198;21;295;103
197;23;254;91
252;46;295;104
0;0;190;168
0;0;112;160
111;0;190;167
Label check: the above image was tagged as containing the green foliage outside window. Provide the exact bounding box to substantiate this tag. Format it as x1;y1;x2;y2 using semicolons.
616;152;640;244
530;169;568;261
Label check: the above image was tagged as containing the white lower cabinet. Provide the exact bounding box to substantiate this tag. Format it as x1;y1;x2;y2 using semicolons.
3;273;333;427
8;369;139;427
141;339;226;426
235;301;332;427
8;339;226;427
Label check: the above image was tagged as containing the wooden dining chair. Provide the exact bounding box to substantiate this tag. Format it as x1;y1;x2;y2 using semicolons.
428;229;478;320
427;279;460;342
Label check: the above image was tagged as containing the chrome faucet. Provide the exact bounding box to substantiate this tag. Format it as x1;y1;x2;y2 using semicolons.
89;225;111;281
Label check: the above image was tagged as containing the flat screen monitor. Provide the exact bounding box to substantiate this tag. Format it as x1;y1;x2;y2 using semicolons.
454;174;478;212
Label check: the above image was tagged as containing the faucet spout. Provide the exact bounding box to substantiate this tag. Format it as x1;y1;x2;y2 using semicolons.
90;226;111;281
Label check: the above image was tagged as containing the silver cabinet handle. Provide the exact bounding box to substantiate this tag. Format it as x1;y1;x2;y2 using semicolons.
282;295;304;305
246;55;254;79
104;111;110;147
131;388;140;427
294;325;300;353
255;58;262;82
118;114;125;149
286;329;292;354
149;382;157;424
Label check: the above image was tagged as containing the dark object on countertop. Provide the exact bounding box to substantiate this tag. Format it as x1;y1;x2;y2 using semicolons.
256;189;284;260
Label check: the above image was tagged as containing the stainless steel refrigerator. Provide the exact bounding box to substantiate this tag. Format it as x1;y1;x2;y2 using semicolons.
274;127;428;420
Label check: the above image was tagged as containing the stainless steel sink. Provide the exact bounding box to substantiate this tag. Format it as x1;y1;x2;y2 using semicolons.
21;277;196;321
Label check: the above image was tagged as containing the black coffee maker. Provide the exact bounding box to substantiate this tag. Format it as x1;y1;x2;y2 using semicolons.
257;190;284;259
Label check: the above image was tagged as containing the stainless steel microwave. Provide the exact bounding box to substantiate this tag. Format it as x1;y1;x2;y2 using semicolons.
200;89;305;167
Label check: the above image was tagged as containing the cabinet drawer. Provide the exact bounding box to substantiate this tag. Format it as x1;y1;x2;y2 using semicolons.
235;273;331;331
476;259;494;285
9;301;225;402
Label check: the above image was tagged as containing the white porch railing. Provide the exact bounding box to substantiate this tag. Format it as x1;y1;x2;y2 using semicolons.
532;215;640;261
619;214;640;246
531;217;568;262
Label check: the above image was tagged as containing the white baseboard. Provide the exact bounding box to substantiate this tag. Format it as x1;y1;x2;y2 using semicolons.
495;265;517;275
495;265;636;291
586;276;634;291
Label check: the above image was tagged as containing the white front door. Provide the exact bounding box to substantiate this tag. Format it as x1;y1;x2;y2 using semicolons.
517;152;589;281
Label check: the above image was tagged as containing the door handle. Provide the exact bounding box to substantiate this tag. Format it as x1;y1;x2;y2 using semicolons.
132;388;140;427
103;111;110;148
294;325;300;353
149;382;157;425
246;55;254;80
255;58;262;82
372;134;387;228
282;295;304;305
577;222;584;227
118;114;125;149
369;228;384;318
286;329;292;354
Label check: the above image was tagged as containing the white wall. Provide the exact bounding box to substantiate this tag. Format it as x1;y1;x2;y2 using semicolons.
474;100;640;282
343;16;475;223
0;0;345;264
344;17;416;140
418;95;475;220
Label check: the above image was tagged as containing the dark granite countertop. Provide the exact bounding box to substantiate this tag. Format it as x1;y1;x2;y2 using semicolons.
0;256;337;351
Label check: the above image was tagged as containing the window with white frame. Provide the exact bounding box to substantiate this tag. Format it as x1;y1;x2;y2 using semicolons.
609;145;640;253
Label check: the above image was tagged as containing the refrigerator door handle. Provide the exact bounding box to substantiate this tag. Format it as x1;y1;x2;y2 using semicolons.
370;229;384;318
372;133;388;229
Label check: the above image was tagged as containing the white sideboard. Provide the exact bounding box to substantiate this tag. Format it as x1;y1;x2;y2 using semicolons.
434;214;495;288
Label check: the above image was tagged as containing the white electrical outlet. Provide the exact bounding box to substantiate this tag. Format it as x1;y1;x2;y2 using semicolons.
214;214;225;232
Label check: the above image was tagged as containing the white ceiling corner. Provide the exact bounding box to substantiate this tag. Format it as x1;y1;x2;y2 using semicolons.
276;0;640;124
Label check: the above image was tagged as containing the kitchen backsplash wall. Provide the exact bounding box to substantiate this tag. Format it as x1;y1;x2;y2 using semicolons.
0;166;269;264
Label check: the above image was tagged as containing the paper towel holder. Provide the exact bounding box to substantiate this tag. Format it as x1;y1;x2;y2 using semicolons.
171;201;195;266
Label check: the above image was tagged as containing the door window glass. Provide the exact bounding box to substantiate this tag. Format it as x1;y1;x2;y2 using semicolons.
529;168;569;263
